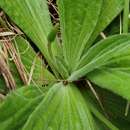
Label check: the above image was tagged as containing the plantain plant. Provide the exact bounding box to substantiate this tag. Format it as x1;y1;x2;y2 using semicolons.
0;0;130;129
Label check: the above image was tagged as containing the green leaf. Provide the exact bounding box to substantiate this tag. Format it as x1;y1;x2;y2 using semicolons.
98;89;130;122
84;0;124;52
0;0;58;74
0;0;50;54
0;86;46;130
88;102;119;130
87;67;130;100
5;36;55;88
58;0;103;71
13;36;56;85
22;83;96;130
0;17;55;88
0;83;98;130
68;35;130;81
80;87;120;130
58;0;124;72
123;0;129;33
96;88;130;130
93;118;109;130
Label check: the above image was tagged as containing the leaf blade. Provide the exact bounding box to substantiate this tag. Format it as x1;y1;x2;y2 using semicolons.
68;35;130;81
58;0;103;72
0;0;58;73
87;67;130;100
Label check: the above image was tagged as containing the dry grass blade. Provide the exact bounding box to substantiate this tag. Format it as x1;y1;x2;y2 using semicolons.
125;101;130;116
86;80;108;117
27;53;38;85
3;39;28;85
100;32;106;39
0;12;28;88
0;54;16;90
0;11;4;17
120;15;122;34
0;32;15;37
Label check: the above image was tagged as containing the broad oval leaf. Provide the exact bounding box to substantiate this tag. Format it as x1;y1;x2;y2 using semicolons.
0;0;51;53
0;83;97;130
22;83;96;130
68;35;130;81
87;67;130;100
0;0;59;74
83;0;124;52
0;86;46;130
58;0;103;71
58;0;124;72
69;34;130;101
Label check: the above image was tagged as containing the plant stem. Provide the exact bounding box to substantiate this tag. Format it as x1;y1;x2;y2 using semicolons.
123;0;129;33
123;0;130;116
